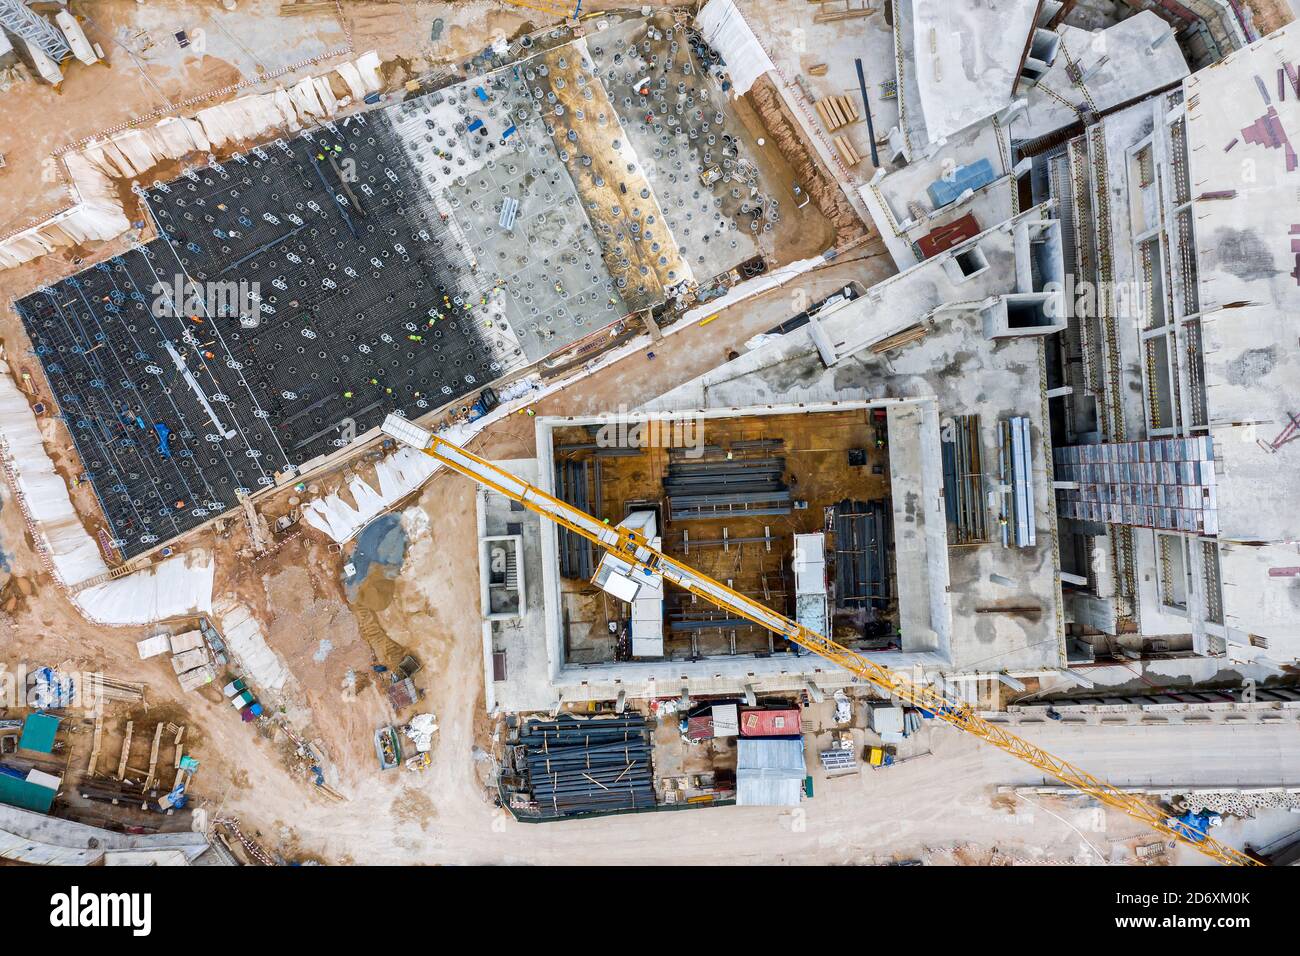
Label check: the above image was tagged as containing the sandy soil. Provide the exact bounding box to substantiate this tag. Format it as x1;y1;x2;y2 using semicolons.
1244;0;1295;36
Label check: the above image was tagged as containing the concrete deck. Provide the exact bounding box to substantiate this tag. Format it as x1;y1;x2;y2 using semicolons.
1184;24;1300;541
477;459;556;714
646;209;1066;675
910;0;1039;143
1010;13;1190;143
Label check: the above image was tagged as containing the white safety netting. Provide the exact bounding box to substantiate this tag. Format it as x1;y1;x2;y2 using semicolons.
0;354;214;624
694;0;776;97
0;52;385;271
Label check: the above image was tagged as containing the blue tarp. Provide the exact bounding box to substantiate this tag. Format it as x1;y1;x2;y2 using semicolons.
927;158;997;209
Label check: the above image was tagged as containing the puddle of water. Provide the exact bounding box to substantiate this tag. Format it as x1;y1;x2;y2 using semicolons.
344;512;408;601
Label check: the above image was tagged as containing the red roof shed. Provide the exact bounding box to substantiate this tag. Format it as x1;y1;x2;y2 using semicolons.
739;708;802;737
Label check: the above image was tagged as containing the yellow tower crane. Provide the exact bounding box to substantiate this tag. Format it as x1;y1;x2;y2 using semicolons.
381;413;1262;866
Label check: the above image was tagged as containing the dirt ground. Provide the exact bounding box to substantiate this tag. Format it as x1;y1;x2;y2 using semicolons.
1244;0;1295;36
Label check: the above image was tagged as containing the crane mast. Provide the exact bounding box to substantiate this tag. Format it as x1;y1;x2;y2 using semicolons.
381;413;1260;866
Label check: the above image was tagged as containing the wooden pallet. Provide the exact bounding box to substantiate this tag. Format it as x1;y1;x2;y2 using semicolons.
815;93;861;132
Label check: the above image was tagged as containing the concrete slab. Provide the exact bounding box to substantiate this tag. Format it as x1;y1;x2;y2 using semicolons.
477;458;557;714
1183;24;1300;540
910;0;1040;142
1011;13;1190;143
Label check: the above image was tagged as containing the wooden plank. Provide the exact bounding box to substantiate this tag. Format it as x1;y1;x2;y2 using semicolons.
868;322;929;353
825;97;847;128
116;720;133;780
87;716;103;777
834;134;861;166
144;723;164;790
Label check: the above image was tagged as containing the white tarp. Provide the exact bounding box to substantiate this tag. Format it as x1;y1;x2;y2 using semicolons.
300;447;438;542
136;635;170;659
694;0;776;97
298;374;549;544
0;354;109;585
74;550;214;625
214;598;289;691
1;51;384;270
0;353;214;624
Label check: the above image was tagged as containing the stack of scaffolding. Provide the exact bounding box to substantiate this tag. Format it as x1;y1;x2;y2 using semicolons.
1053;437;1216;534
665;458;790;520
832;499;891;607
520;715;656;817
941;415;988;543
554;458;596;578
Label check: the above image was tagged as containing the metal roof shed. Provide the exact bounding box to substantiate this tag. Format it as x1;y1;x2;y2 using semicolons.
0;768;58;814
736;737;806;807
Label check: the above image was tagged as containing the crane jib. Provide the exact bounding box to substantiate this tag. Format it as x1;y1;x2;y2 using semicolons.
378;414;1263;866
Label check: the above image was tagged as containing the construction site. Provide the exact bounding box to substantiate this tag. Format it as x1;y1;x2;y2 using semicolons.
0;0;1297;884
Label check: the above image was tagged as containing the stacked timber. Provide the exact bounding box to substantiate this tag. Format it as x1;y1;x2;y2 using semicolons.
815;94;860;131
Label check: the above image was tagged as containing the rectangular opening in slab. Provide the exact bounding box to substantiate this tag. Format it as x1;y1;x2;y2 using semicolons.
544;408;898;665
955;245;989;278
482;535;525;619
1007;297;1054;328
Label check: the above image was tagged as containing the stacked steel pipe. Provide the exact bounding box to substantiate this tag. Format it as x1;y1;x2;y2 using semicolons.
520;715;656;816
